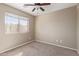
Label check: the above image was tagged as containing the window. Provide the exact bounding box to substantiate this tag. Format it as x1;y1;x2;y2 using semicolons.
5;13;29;34
19;19;29;33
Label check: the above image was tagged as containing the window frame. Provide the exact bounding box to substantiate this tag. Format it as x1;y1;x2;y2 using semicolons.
5;12;29;34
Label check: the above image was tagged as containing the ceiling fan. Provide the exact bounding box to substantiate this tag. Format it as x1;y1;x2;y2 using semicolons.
24;3;51;12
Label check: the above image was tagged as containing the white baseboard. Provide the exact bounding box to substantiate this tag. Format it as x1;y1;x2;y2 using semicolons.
36;40;77;52
0;40;34;54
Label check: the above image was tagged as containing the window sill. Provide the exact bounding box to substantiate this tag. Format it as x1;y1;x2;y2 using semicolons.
5;32;29;34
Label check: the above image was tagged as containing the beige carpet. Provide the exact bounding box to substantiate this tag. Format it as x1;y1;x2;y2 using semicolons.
0;41;78;56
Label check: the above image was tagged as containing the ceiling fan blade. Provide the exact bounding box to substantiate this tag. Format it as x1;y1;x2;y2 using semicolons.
39;3;51;6
32;8;36;12
24;4;35;6
40;7;45;11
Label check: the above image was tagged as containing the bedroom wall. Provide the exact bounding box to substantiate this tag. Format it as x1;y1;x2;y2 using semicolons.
0;4;35;52
77;4;79;53
35;6;77;49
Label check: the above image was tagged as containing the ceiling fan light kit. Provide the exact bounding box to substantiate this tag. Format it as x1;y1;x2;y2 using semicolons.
24;3;51;12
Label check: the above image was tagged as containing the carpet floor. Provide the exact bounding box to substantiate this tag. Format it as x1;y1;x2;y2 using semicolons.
0;41;78;56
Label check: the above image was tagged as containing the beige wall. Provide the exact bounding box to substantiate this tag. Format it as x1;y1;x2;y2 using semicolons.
0;4;35;52
77;5;79;52
35;6;77;49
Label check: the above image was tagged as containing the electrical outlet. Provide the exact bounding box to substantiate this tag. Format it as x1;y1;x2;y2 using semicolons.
56;40;58;42
60;40;62;43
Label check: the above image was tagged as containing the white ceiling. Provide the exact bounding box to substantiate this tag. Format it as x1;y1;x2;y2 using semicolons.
5;3;77;16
